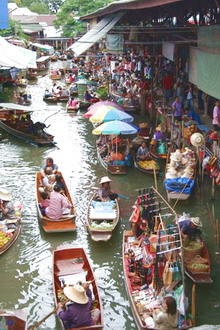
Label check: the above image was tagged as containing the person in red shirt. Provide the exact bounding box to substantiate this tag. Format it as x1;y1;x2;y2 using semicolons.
162;72;173;103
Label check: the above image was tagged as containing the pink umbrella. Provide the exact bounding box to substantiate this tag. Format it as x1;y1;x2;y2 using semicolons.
84;101;124;118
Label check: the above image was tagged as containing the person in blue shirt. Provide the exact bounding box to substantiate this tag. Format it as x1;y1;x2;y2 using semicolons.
179;217;202;240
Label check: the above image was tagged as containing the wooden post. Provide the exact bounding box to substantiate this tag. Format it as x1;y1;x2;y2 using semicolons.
191;284;196;327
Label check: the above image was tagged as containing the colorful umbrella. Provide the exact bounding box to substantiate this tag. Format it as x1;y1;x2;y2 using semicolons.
92;120;140;135
84;104;123;118
87;100;124;112
89;107;133;123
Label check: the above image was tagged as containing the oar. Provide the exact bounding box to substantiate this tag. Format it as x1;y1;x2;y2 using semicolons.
43;110;60;123
28;308;57;330
117;193;129;200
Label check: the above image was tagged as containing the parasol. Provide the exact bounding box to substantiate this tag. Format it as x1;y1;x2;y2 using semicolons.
92;120;139;135
89;107;133;123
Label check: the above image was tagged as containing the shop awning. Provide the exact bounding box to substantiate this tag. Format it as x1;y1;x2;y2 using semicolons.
0;37;37;69
32;43;54;55
69;12;124;56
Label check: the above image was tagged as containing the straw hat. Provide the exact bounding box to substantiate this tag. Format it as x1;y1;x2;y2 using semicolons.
100;176;111;184
190;217;203;227
139;123;148;129
155;125;161;131
0;189;12;201
63;284;89;304
190;133;205;147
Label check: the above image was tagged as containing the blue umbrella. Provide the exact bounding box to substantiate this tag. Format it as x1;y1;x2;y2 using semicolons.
92;120;140;135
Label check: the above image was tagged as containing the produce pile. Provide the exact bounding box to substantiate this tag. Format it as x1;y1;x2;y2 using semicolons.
183;241;203;250
0;231;12;248
91;221;114;230
137;160;159;169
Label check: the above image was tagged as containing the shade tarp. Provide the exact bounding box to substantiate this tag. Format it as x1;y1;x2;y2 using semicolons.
32;43;54;55
69;12;123;56
106;34;123;52
197;48;220;100
189;47;198;86
0;37;37;69
162;41;175;61
198;25;220;50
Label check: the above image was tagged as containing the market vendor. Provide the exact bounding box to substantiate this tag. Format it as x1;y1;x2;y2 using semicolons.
0;189;16;220
96;177;117;202
136;142;152;161
144;296;179;329
57;282;100;329
179;217;202;240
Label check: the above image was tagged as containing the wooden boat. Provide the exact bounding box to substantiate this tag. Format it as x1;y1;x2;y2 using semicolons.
124;187;191;329
0;309;27;329
0;202;22;255
51;55;58;61
36;171;76;233
184;242;213;284
133;155;160;175
36;55;50;72
27;70;38;80
43;95;69;103
97;145;127;175
164;151;197;201
50;74;62;80
86;193;120;241
0;103;56;147
53;246;104;329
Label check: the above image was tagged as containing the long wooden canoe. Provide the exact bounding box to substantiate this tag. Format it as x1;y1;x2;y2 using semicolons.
184;243;213;284
0;309;27;330
0;105;55;147
133;156;160;175
36;171;76;233
86;193;120;242
0;204;22;255
53;246;104;329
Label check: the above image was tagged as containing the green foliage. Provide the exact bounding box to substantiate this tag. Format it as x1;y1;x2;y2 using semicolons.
0;19;24;38
29;1;49;14
53;0;113;37
49;0;63;13
96;86;109;100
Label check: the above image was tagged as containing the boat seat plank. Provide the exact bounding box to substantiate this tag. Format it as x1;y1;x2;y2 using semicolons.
55;260;85;277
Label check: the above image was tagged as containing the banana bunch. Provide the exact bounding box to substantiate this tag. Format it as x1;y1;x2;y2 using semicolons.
0;231;11;248
138;160;159;169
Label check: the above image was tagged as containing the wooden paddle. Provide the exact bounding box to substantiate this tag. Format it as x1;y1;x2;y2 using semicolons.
28;308;57;330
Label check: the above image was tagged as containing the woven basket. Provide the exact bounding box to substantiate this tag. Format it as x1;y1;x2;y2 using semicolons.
185;255;208;266
188;264;209;273
183;243;203;259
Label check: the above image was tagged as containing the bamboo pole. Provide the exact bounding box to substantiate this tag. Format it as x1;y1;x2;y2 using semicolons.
191;284;196;327
28;308;57;330
153;167;158;191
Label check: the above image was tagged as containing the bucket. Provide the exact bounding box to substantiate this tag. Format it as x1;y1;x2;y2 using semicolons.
158;142;167;155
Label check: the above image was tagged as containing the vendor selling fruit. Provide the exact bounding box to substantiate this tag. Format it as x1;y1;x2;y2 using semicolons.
179;217;202;240
136;142;152;161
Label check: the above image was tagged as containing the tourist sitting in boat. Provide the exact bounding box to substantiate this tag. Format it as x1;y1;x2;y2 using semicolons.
136;142;152;161
84;90;92;101
52;83;59;94
45;185;73;219
138;123;150;137
44;89;54;99
96;177;117;202
68;97;79;108
58;87;70;97
0;189;16;220
40;157;58;183
143;296;179;329
55;174;66;193
69;83;78;94
180;217;202;240
57;282;100;329
39;191;50;216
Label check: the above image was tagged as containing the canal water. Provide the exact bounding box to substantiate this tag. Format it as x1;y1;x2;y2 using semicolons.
0;73;220;329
